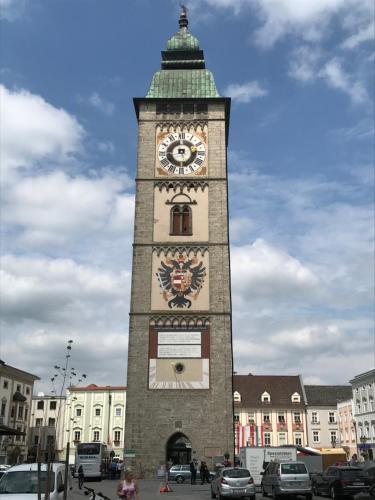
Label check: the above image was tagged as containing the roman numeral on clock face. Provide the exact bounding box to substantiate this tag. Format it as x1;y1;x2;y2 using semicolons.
195;158;203;166
160;158;169;167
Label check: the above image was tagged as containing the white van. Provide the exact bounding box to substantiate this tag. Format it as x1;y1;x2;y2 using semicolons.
0;463;72;500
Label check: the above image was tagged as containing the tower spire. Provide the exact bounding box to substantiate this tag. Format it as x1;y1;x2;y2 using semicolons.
179;4;188;29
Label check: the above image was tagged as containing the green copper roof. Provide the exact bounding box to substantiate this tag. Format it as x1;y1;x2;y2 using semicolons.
167;28;199;51
146;7;220;98
147;69;219;98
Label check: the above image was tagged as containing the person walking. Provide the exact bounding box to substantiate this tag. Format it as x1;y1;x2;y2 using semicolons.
200;461;209;485
117;470;140;500
189;459;197;484
77;465;84;490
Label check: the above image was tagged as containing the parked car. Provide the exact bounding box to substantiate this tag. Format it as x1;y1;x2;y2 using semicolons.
261;460;312;499
311;466;370;498
0;463;72;500
211;467;256;499
168;464;215;484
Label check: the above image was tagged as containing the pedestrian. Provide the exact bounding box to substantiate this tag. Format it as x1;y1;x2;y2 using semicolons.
223;452;232;467
350;453;358;466
77;465;84;490
189;459;197;484
117;470;140;500
200;461;209;485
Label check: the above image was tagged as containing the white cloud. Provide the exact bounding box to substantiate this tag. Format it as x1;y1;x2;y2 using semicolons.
231;239;319;301
0;0;26;20
98;141;115;154
88;92;114;115
3;170;134;247
224;81;267;103
341;21;374;49
319;57;368;103
0;84;84;177
288;46;322;82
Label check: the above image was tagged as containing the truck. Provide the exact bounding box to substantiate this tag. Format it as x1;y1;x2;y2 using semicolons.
239;446;297;489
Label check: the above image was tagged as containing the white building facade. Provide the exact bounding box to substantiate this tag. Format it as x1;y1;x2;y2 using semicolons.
64;384;126;464
305;385;352;449
350;369;375;461
337;399;356;458
28;395;67;461
0;361;39;464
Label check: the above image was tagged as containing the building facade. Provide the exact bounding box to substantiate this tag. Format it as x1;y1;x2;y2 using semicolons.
28;395;66;461
233;375;308;453
125;8;234;476
350;369;375;460
0;360;40;464
64;384;126;464
337;399;356;458
305;385;352;449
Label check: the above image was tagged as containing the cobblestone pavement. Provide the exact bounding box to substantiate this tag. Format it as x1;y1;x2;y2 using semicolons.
71;477;212;499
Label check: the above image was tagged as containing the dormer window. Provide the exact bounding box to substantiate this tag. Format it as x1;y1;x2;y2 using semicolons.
261;391;271;403
233;391;241;403
291;392;301;403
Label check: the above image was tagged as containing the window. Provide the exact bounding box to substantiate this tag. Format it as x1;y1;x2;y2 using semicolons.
3;380;8;389
295;434;302;446
234;414;240;422
16;384;21;392
25;408;28;421
36;418;43;426
26;387;30;395
233;391;241;402
34;435;39;445
328;412;336;423
330;431;337;444
95;408;101;417
74;430;81;442
278;432;286;445
114;430;121;442
50;401;57;410
311;411;319;424
1;401;6;417
248;412;255;423
261;392;271;403
18;406;24;419
170;205;192;236
264;432;271;446
293;412;301;423
313;431;320;443
93;431;100;441
76;408;82;417
363;402;367;412
115;407;122;417
37;401;44;410
291;392;301;403
11;406;15;418
263;412;271;423
48;418;55;426
278;412;285;423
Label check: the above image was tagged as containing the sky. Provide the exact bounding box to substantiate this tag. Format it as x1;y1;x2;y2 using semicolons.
0;0;374;394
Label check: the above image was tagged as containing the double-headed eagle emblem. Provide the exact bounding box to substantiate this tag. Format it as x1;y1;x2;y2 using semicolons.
156;254;206;308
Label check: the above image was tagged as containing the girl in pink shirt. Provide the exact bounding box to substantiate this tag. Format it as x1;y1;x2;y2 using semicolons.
117;470;140;500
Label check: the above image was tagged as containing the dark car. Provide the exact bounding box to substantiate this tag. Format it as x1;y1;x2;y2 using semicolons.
312;466;370;498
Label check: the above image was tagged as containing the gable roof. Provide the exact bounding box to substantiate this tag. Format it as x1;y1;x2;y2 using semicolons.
304;385;352;406
233;374;306;408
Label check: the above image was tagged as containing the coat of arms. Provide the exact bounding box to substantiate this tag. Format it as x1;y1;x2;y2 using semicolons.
156;254;206;308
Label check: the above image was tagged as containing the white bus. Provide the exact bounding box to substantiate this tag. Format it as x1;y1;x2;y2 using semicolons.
75;442;111;480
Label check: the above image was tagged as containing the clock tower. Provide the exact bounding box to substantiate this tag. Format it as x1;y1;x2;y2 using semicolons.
125;8;234;476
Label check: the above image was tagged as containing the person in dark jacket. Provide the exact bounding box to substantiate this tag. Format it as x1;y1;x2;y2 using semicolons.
78;465;84;489
189;459;197;484
200;461;210;484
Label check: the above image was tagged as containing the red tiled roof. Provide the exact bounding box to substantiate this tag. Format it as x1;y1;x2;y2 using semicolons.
69;384;127;391
233;374;306;408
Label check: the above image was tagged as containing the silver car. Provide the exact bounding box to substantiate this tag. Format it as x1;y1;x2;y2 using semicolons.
211;467;256;499
261;461;312;500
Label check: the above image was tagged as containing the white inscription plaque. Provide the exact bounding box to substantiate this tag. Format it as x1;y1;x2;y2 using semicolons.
158;331;201;345
157;345;201;358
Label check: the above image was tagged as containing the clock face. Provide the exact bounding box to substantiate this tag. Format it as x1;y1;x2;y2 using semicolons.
158;132;206;175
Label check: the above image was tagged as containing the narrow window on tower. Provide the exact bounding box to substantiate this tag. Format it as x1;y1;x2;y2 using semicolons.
170;205;192;236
